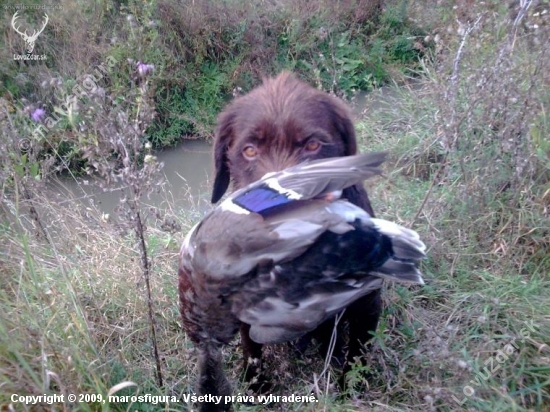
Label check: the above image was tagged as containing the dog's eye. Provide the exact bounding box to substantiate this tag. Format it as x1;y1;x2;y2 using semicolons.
243;145;258;159
304;140;321;152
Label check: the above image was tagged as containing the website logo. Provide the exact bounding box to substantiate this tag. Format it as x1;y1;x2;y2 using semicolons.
11;11;48;55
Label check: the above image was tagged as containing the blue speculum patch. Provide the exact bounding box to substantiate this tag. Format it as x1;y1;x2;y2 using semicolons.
233;185;294;214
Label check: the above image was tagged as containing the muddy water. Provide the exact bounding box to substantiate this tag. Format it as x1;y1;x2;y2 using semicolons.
51;88;401;215
50;139;214;215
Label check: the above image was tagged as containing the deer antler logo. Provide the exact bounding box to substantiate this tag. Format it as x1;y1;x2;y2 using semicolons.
11;11;49;54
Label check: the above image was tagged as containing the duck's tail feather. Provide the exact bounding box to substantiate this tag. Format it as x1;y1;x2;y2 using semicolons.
369;218;426;285
373;260;424;284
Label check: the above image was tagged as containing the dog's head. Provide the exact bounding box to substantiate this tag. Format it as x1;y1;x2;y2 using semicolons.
211;72;359;203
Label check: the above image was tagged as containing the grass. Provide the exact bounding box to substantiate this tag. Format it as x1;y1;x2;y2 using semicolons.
1;0;550;411
0;187;194;410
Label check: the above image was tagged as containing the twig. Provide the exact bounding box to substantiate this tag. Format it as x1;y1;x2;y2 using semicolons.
445;14;483;147
133;204;164;387
413;16;481;224
321;310;345;378
21;180;51;246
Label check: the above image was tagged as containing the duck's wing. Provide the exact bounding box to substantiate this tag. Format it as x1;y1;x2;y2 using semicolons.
232;209;426;344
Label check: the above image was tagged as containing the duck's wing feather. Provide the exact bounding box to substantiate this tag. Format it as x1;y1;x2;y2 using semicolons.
227;152;387;214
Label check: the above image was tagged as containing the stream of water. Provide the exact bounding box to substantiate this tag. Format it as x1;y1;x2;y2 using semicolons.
49;139;214;215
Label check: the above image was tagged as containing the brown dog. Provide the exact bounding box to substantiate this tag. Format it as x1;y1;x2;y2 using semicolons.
210;72;382;390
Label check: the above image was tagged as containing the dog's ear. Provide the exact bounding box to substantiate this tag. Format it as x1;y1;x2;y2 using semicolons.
343;184;375;217
337;113;357;156
324;96;373;214
211;109;235;203
324;97;358;156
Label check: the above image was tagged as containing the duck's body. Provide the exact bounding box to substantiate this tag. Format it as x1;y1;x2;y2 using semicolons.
178;152;425;408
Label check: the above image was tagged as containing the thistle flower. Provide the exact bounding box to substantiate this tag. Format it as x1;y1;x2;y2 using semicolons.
31;108;46;122
137;62;155;77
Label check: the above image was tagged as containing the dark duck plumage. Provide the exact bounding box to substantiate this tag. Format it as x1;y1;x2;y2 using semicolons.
179;152;425;408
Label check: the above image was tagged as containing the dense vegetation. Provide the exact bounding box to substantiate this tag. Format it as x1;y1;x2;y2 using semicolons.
1;0;424;158
1;0;549;411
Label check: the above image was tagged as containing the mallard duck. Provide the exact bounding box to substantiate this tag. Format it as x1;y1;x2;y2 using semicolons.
178;152;425;409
